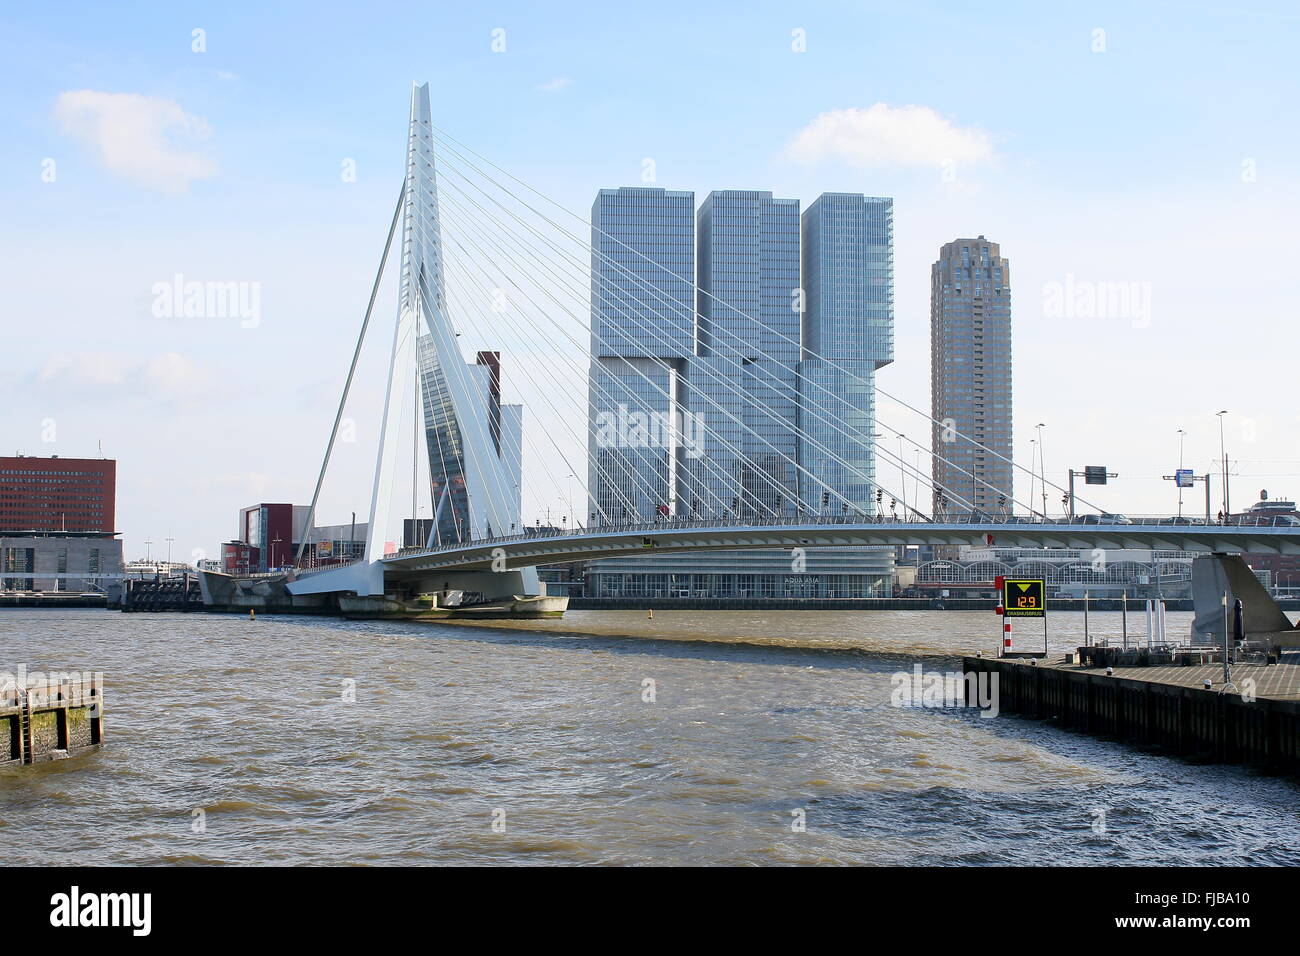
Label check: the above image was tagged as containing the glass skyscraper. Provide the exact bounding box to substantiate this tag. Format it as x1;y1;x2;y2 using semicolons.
588;187;694;524
585;187;895;598
685;190;801;519
930;236;1012;516
419;337;524;544
798;194;894;516
591;186;694;361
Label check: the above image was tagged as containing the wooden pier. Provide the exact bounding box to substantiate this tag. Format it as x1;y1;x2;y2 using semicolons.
1;676;104;765
963;654;1300;774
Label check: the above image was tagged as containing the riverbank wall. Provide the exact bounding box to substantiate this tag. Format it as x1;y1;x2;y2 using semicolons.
963;654;1300;773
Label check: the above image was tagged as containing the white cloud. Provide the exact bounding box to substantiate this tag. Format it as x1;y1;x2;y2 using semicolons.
36;351;209;397
53;90;217;193
785;103;993;169
535;76;572;93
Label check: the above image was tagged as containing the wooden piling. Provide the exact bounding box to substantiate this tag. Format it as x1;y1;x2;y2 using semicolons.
1;676;104;765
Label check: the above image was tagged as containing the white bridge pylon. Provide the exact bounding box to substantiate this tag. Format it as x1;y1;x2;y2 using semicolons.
291;83;528;599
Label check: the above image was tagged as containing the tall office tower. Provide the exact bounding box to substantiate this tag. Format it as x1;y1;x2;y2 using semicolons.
684;190;801;518
585;188;894;598
588;187;695;524
798;194;894;516
418;338;524;545
929;236;1013;516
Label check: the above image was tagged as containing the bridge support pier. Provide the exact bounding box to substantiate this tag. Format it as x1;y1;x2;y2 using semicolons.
410;567;542;601
278;562;564;619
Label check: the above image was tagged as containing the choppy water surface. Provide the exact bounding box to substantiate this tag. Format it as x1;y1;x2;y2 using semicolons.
2;608;1297;865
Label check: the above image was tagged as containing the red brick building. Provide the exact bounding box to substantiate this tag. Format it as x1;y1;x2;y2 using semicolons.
221;540;259;576
0;456;116;533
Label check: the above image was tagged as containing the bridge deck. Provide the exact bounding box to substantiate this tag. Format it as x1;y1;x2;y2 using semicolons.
381;519;1300;573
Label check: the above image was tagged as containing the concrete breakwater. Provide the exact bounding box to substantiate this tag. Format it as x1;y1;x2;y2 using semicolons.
1;674;104;765
963;654;1300;774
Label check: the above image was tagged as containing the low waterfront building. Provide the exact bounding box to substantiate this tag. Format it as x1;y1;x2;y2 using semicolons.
123;559;197;578
221;540;259;576
586;546;893;599
0;531;123;592
224;506;368;574
537;560;587;598
310;521;367;563
0;454;122;592
236;503;309;571
912;546;1197;600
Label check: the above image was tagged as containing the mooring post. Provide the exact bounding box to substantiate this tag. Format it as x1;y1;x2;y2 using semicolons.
1121;590;1128;650
1083;590;1090;646
1222;591;1231;685
89;679;103;745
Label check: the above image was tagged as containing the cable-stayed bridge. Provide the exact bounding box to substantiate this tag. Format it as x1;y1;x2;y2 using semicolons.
258;84;1300;618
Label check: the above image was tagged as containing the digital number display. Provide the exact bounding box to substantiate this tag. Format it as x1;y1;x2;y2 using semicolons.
1003;579;1046;617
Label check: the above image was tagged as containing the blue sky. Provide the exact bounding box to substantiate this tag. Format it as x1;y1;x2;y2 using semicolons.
2;2;1299;559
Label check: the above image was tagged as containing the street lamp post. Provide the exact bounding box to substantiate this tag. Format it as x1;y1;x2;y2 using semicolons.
897;433;907;518
1029;438;1038;517
1035;423;1047;518
1176;429;1187;517
1216;410;1230;518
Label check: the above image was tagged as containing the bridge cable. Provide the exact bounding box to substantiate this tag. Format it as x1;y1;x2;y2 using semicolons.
294;181;406;566
431;161;967;519
427;126;1104;516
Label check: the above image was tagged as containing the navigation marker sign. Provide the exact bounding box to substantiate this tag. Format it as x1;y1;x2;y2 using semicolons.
1002;578;1045;618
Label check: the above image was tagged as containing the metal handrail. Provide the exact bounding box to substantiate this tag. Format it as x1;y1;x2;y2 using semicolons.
386;512;1299;559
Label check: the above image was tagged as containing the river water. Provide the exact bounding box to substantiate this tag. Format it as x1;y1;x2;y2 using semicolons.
2;608;1297;866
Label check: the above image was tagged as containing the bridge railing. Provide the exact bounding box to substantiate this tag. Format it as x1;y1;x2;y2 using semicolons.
390;512;1294;559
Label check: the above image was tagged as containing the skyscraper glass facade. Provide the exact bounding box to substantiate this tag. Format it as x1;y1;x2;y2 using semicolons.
930;237;1013;516
798;194;894;515
585;187;895;597
588;187;694;524
685;191;801;518
418;333;470;545
591;187;694;360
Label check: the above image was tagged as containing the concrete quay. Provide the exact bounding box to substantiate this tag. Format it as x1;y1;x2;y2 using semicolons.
964;653;1300;773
